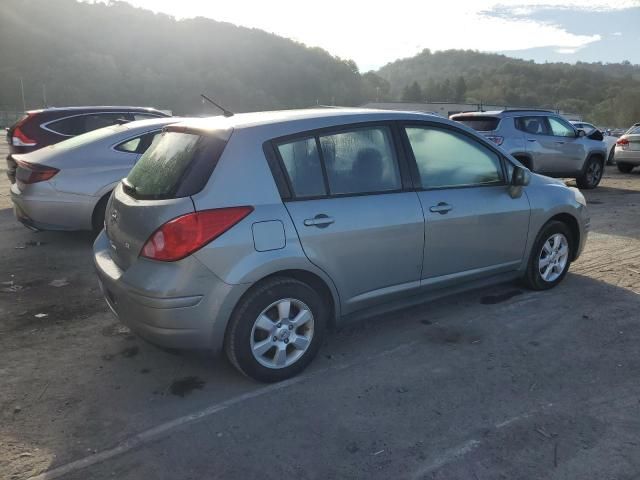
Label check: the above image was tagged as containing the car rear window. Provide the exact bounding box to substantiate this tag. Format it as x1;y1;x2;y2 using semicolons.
124;131;228;200
452;116;500;132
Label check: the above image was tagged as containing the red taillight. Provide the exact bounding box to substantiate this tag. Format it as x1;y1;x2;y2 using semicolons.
15;160;59;184
12;114;38;147
140;207;253;262
617;137;629;149
486;135;504;146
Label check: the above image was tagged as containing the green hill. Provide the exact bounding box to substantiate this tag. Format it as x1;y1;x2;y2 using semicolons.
377;49;640;126
0;0;372;114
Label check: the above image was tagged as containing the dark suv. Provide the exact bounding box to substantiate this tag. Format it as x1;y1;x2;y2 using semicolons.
451;110;608;189
5;106;169;182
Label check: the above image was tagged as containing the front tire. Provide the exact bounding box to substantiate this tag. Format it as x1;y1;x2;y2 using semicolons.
92;193;111;233
225;277;327;382
522;221;573;291
617;162;634;174
576;157;603;189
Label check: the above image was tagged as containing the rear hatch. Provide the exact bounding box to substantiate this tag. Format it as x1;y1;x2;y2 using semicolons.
105;127;232;270
450;114;503;145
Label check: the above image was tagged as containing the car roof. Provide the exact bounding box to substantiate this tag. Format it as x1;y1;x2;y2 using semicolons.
122;117;182;130
26;106;168;115
168;108;449;134
451;109;555;118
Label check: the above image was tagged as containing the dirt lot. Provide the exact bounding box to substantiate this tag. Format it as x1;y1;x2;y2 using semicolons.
1;139;640;479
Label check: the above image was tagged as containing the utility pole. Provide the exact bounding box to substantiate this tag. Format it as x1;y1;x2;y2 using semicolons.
20;77;26;112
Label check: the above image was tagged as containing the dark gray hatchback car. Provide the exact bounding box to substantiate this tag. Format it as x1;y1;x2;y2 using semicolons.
95;109;589;382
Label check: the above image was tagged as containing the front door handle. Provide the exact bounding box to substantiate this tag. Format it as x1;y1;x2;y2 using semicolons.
429;202;452;215
304;214;334;228
555;141;566;145
527;138;537;142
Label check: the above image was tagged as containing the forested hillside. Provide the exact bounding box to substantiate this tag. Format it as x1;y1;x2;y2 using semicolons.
0;0;639;126
378;49;640;126
0;0;378;114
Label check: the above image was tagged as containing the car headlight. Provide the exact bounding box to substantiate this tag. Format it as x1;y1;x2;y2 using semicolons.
570;187;587;207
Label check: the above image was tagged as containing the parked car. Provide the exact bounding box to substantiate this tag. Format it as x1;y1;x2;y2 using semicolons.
94;108;589;382
5;106;170;183
450;110;608;189
570;120;617;165
615;124;640;173
11;117;179;232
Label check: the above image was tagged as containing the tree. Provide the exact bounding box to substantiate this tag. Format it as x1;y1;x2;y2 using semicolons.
454;76;467;102
401;81;423;102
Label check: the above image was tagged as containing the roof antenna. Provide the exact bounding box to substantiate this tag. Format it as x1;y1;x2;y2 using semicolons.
201;94;234;117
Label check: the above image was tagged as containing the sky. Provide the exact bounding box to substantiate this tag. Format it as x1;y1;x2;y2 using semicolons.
110;0;640;70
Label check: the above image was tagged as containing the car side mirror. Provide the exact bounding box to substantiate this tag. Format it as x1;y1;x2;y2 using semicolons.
509;165;530;198
511;165;530;186
577;129;586;137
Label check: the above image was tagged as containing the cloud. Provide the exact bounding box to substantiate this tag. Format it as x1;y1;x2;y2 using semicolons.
113;0;633;69
612;31;623;36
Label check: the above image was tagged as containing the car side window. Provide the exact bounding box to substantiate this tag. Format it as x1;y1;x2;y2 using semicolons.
115;131;161;154
318;127;401;195
405;126;504;189
277;137;327;198
47;113;129;136
548;117;576;137
515;116;550;135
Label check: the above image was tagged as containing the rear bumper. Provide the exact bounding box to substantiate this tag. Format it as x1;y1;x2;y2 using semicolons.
93;231;249;353
11;182;94;231
614;149;640;165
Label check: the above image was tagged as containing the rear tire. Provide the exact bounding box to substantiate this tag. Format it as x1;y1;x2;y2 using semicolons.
617;162;634;173
576;157;603;189
225;277;327;382
522;221;573;291
92;193;111;233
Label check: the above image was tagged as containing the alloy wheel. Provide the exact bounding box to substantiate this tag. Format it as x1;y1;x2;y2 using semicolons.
538;233;569;282
250;298;315;369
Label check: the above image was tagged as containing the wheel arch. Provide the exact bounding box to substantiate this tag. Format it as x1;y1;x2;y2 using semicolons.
232;269;339;330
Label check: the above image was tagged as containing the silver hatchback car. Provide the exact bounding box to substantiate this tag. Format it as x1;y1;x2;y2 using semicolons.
94;109;589;382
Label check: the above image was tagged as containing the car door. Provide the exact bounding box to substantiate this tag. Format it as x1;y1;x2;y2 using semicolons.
546;116;587;175
276;125;425;314
402;124;530;286
515;115;558;173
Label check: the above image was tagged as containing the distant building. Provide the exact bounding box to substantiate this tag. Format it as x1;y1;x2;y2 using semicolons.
360;102;582;121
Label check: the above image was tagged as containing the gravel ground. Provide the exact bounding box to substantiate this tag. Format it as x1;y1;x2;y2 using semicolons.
1;139;640;480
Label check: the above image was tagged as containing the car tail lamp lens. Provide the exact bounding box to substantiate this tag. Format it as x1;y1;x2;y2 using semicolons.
617;138;629;149
141;206;253;261
15;160;59;184
12;114;37;147
486;135;504;146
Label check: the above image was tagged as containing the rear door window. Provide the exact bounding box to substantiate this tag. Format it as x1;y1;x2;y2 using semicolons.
124;131;228;199
318;127;401;195
515;116;550;135
452;116;500;132
277;138;326;198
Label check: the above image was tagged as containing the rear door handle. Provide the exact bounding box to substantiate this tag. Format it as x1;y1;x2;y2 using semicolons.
304;214;334;228
555;141;566;145
429;202;452;215
527;139;537;143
